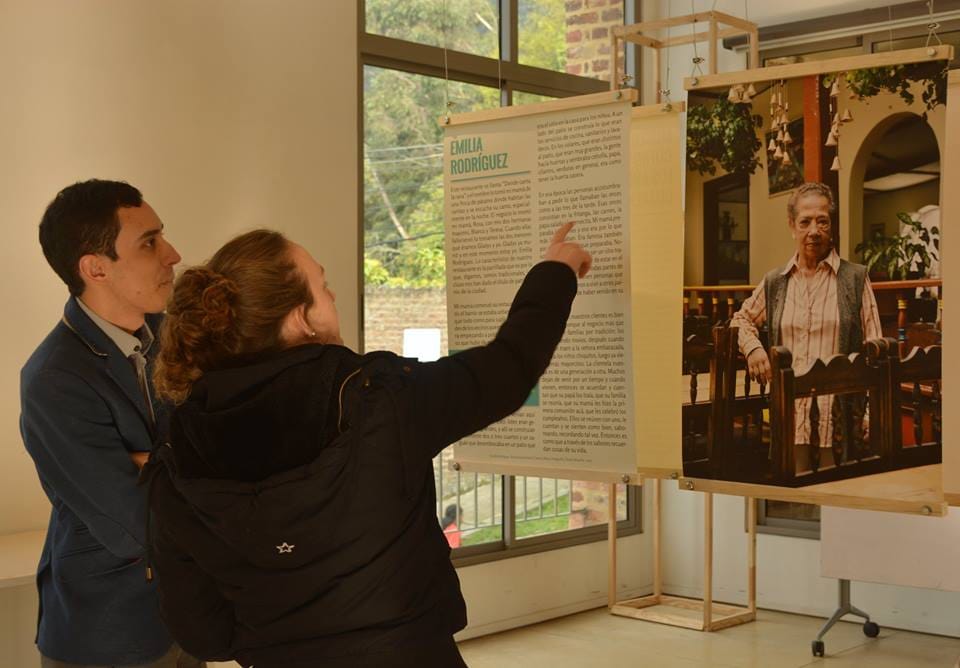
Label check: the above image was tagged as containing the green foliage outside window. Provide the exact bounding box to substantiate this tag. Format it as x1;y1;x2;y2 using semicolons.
364;0;571;288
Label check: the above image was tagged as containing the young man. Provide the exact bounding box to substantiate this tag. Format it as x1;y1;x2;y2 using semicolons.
20;180;198;667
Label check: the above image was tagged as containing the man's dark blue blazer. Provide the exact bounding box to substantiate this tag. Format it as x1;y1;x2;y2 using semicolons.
20;297;173;665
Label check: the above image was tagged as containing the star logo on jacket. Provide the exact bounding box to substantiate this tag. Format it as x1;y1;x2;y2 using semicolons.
276;542;295;554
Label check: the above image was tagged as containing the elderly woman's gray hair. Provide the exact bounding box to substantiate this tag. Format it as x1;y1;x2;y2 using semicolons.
787;182;836;221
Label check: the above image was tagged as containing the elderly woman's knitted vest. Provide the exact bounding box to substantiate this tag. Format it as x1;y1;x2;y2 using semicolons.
763;259;866;356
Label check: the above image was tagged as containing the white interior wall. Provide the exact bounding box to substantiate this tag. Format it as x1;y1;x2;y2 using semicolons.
0;1;361;664
0;0;362;537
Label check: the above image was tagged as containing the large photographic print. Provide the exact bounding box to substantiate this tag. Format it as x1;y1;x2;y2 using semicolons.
682;53;949;487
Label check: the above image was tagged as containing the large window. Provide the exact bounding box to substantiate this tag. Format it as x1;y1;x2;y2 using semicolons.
360;0;640;561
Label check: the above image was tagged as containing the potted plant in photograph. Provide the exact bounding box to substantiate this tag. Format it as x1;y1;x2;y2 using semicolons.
855;212;939;281
825;61;949;119
687;97;763;177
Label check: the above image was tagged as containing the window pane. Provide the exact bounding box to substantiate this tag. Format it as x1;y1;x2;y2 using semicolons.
363;66;498;296
513;90;557;105
764;500;820;522
441;471;503;547
365;0;499;59
516;478;627;540
519;0;624;80
363;66;500;547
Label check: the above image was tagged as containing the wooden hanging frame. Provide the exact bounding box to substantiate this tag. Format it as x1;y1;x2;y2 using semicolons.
610;11;759;97
605;15;758;632
608;480;757;631
681;464;949;516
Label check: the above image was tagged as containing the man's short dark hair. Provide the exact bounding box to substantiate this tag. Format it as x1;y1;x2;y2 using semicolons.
39;179;143;296
787;182;836;222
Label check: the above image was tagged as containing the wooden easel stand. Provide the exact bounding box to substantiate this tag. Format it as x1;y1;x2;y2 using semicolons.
607;479;757;631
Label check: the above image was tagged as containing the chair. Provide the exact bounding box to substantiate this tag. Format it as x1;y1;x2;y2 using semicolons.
708;324;769;482
768;339;892;486
888;344;942;468
681;332;714;476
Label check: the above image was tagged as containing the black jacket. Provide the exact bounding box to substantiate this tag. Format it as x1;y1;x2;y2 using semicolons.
145;261;577;667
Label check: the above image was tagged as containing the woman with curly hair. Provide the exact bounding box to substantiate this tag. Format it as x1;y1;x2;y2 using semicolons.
145;224;591;668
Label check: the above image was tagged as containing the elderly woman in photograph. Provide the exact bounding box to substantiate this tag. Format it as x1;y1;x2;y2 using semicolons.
730;182;883;472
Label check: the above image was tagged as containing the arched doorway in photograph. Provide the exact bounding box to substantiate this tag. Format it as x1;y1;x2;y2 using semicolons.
848;111;942;266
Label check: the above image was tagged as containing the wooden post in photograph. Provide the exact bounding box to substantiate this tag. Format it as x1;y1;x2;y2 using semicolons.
803;75;824;183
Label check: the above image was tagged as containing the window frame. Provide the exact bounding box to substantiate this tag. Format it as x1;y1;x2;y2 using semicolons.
357;0;644;564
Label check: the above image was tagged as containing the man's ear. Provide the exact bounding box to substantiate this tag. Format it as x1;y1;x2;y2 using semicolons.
78;254;108;286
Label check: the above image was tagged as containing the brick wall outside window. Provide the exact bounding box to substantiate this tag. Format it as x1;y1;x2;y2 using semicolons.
565;0;624;80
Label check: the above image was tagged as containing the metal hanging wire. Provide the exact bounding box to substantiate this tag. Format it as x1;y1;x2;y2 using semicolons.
660;0;674;107
442;0;453;124
690;0;705;78
926;0;943;47
888;5;894;52
496;7;503;94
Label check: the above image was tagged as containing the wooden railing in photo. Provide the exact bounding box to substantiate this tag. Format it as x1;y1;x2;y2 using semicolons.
681;332;714;476
888;344;943;470
709;325;768;482
683;285;754;334
871;279;942;357
769;341;891;486
683;279;942;355
685;326;945;486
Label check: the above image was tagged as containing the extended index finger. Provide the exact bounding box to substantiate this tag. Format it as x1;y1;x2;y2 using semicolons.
551;221;575;245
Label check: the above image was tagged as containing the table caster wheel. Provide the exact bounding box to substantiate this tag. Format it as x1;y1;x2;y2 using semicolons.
863;621;880;637
812;640;825;657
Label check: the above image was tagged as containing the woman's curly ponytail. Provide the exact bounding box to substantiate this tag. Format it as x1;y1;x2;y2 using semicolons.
153;230;313;404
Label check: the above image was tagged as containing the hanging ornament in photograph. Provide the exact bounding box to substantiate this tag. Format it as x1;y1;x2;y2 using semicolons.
767;78;797;168
825;74;842;166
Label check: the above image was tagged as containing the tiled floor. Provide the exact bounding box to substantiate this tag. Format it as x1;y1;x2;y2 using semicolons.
457;607;960;668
